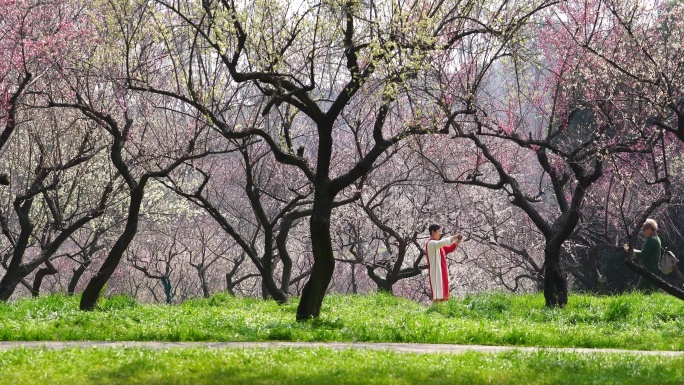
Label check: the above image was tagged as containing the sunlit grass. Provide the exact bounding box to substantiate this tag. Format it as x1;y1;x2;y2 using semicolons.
1;291;683;351
1;347;683;385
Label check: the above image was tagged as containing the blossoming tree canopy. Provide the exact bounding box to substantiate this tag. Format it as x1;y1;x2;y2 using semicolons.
0;0;92;150
551;0;684;143
116;0;557;320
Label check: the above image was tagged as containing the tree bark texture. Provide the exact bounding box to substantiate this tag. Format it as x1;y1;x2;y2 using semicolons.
296;198;335;321
543;247;568;307
31;261;58;297
68;263;89;295
80;187;144;310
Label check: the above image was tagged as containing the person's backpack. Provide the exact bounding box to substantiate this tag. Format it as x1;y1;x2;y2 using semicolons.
658;249;679;274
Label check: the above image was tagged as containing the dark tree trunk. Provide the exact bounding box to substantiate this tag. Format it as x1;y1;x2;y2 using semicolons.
376;281;393;294
69;230;105;295
1;171;110;301
543;249;568;307
539;180;590;308
366;267;395;294
30;261;58;297
261;277;270;300
296;194;335;321
225;270;238;297
276;214;302;295
199;269;210;298
366;261;424;295
0;211;33;301
261;236;274;300
543;236;571;308
80;187;145;310
0;245;30;301
262;270;287;303
79;230;138;310
68;262;90;295
180;186;288;303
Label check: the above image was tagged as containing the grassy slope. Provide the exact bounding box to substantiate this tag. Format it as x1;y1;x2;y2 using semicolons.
1;348;684;385
0;291;682;350
2;292;683;384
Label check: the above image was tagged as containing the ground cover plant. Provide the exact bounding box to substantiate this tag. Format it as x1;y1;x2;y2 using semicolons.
1;347;683;385
1;292;683;351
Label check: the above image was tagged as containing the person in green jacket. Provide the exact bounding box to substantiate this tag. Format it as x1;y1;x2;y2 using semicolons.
627;218;661;292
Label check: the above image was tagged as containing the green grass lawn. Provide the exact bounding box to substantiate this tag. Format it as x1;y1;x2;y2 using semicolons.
1;291;682;350
2;347;683;385
1;292;683;384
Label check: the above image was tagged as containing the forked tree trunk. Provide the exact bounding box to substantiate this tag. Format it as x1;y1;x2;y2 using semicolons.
30;261;58;297
377;282;393;294
367;269;395;294
0;202;34;301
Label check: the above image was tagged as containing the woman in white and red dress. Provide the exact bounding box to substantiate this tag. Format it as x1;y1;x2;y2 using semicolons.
425;224;462;303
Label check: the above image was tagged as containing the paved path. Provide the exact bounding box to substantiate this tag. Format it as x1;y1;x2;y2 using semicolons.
0;341;682;356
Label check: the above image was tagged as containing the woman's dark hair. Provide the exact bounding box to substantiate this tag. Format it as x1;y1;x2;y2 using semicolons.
428;224;441;234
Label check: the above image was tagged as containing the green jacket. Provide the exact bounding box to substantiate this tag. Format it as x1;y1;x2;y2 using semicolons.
635;235;661;291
